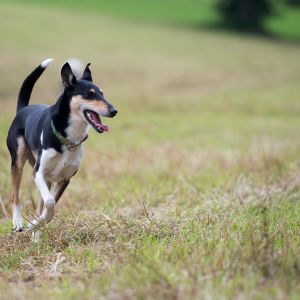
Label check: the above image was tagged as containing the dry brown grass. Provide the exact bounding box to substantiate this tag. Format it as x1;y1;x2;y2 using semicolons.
1;1;300;299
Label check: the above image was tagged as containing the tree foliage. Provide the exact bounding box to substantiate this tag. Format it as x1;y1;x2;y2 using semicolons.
217;0;274;31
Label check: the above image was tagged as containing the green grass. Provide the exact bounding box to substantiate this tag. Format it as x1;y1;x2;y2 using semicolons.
1;0;218;26
266;4;300;40
0;1;300;299
5;0;300;40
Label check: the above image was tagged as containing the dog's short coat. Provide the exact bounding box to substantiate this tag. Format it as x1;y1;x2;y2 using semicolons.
7;59;117;238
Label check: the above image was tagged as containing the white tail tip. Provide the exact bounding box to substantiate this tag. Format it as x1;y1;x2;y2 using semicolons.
41;58;54;68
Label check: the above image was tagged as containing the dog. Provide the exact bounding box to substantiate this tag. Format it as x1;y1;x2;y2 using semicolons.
6;59;117;238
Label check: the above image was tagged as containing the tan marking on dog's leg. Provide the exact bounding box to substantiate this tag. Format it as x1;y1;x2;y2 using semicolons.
27;151;36;168
52;180;70;203
11;136;28;231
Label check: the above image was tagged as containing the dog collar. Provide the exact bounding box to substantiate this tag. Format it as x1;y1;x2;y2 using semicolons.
51;120;88;152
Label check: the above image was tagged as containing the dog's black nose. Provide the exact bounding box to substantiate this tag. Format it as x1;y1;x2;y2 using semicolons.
109;108;118;117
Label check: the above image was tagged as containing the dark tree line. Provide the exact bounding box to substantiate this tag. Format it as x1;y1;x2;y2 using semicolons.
217;0;300;32
285;0;300;5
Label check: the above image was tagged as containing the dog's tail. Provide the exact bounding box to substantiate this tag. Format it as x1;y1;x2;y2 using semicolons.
16;58;54;113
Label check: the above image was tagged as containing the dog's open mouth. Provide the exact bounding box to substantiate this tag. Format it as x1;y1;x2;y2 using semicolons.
84;110;109;133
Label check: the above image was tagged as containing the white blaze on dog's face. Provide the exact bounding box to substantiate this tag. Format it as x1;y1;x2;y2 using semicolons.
61;62;118;134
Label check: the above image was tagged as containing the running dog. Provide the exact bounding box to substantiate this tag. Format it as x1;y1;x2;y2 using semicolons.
7;59;117;237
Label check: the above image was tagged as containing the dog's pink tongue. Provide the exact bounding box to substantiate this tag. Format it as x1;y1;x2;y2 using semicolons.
99;124;109;132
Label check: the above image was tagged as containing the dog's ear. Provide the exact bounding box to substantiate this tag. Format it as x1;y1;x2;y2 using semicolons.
81;63;93;82
61;62;77;88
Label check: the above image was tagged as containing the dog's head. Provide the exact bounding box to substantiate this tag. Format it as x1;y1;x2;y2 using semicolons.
61;62;117;133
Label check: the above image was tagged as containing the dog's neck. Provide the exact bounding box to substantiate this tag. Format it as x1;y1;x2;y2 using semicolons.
51;91;89;144
66;113;89;144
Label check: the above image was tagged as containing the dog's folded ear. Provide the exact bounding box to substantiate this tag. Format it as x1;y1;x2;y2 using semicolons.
81;63;93;82
61;63;77;88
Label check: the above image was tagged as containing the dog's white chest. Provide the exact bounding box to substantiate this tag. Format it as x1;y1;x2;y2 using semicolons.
39;147;83;182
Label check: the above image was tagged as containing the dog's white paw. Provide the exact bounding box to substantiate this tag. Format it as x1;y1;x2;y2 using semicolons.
27;218;40;231
27;216;48;231
41;207;55;223
13;206;24;232
27;209;53;231
13;221;24;232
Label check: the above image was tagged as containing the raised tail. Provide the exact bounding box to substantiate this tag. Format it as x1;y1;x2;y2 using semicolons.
16;58;53;113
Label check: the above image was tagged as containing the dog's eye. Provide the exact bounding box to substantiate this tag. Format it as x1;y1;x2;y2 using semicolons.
87;89;95;98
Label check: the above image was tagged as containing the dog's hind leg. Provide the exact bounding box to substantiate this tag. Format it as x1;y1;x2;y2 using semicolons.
10;136;27;232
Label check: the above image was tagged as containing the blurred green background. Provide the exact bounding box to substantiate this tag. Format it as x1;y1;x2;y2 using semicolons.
7;0;300;40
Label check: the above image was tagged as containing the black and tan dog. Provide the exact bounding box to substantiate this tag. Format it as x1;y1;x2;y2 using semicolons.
7;59;117;238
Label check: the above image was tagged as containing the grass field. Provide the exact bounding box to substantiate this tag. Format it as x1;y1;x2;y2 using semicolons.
0;1;300;299
10;0;300;40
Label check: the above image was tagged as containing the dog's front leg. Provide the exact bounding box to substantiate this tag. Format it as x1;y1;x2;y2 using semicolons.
52;180;70;203
29;171;55;230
